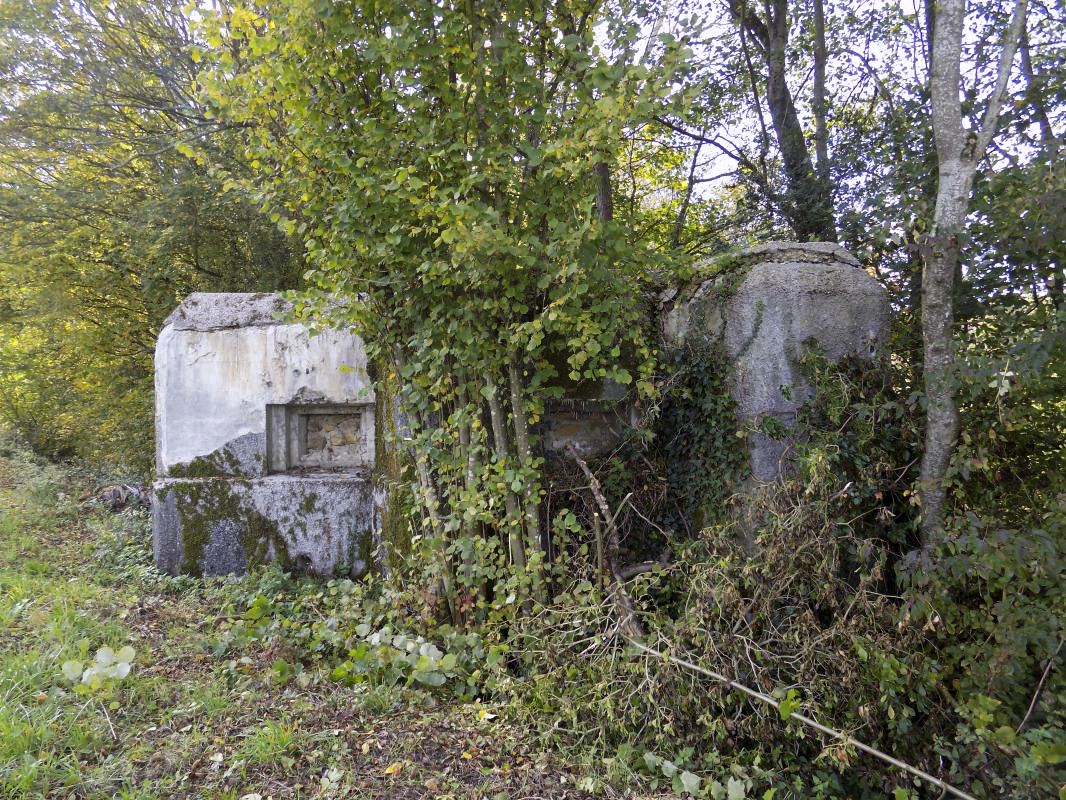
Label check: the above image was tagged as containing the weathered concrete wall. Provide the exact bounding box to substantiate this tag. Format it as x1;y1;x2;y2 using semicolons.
152;292;382;578
155;293;373;477
661;242;890;482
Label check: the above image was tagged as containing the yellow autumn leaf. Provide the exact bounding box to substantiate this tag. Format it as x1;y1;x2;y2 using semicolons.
384;761;404;776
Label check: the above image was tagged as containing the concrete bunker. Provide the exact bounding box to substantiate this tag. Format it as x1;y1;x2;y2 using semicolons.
661;241;891;483
151;243;891;578
151;292;381;578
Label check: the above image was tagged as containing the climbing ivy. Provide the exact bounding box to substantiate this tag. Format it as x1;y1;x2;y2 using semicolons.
655;339;745;535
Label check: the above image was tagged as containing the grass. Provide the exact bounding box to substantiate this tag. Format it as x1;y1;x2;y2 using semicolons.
0;441;607;799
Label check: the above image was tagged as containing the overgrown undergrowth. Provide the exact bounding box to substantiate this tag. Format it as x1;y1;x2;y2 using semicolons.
2;336;1063;800
0;438;615;799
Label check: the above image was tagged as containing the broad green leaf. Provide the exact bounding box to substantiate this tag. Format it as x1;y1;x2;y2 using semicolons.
727;777;747;800
680;770;701;795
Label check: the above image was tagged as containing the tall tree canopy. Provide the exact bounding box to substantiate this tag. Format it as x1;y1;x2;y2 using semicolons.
0;0;302;470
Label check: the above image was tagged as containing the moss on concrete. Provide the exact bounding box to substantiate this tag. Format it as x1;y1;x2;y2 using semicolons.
167;448;242;479
162;478;290;577
241;503;291;570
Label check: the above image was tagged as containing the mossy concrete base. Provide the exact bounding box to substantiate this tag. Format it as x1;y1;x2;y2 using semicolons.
152;474;380;578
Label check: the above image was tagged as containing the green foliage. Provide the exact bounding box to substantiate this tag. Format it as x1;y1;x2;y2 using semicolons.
501;345;1063;798
60;644;137;696
899;513;1065;798
1;434;609;798
949;303;1066;518
0;0;303;474
0;0;1063;796
206;568;509;702
198;0;703;617
656;338;745;533
0;437;144;795
238;720;297;770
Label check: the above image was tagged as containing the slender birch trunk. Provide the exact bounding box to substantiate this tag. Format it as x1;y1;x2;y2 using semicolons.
919;0;1027;543
508;355;545;602
456;385;479;590
484;379;527;573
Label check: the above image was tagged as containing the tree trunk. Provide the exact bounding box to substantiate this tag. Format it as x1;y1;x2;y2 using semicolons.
484;379;527;572
812;0;829;188
508;355;545;602
1019;23;1056;152
594;160;613;222
919;0;1027;543
672;135;704;247
731;0;835;241
919;171;970;543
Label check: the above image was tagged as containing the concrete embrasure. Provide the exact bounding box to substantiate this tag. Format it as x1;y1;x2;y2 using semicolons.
541;381;634;460
155;293;374;477
661;242;891;482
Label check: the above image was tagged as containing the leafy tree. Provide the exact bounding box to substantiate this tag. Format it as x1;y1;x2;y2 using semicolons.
918;0;1027;541
200;0;697;616
0;0;302;472
726;0;835;241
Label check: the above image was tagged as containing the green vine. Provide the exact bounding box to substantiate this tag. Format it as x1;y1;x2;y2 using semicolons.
655;339;745;534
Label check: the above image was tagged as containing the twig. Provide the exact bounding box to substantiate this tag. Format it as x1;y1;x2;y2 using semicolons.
1016;637;1063;734
629;639;977;800
618;561;670;581
565;444;644;638
627;501;671;537
607;492;634;531
100;701;118;741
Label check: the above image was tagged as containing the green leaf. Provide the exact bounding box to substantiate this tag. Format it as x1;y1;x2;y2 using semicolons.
680;770;701;795
438;653;458;671
413;670;446;686
992;725;1016;746
727;777;747;800
777;688;800;720
1033;741;1066;765
61;660;83;681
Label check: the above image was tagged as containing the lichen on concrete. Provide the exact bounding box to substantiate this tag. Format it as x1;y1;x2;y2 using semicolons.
154;475;377;578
